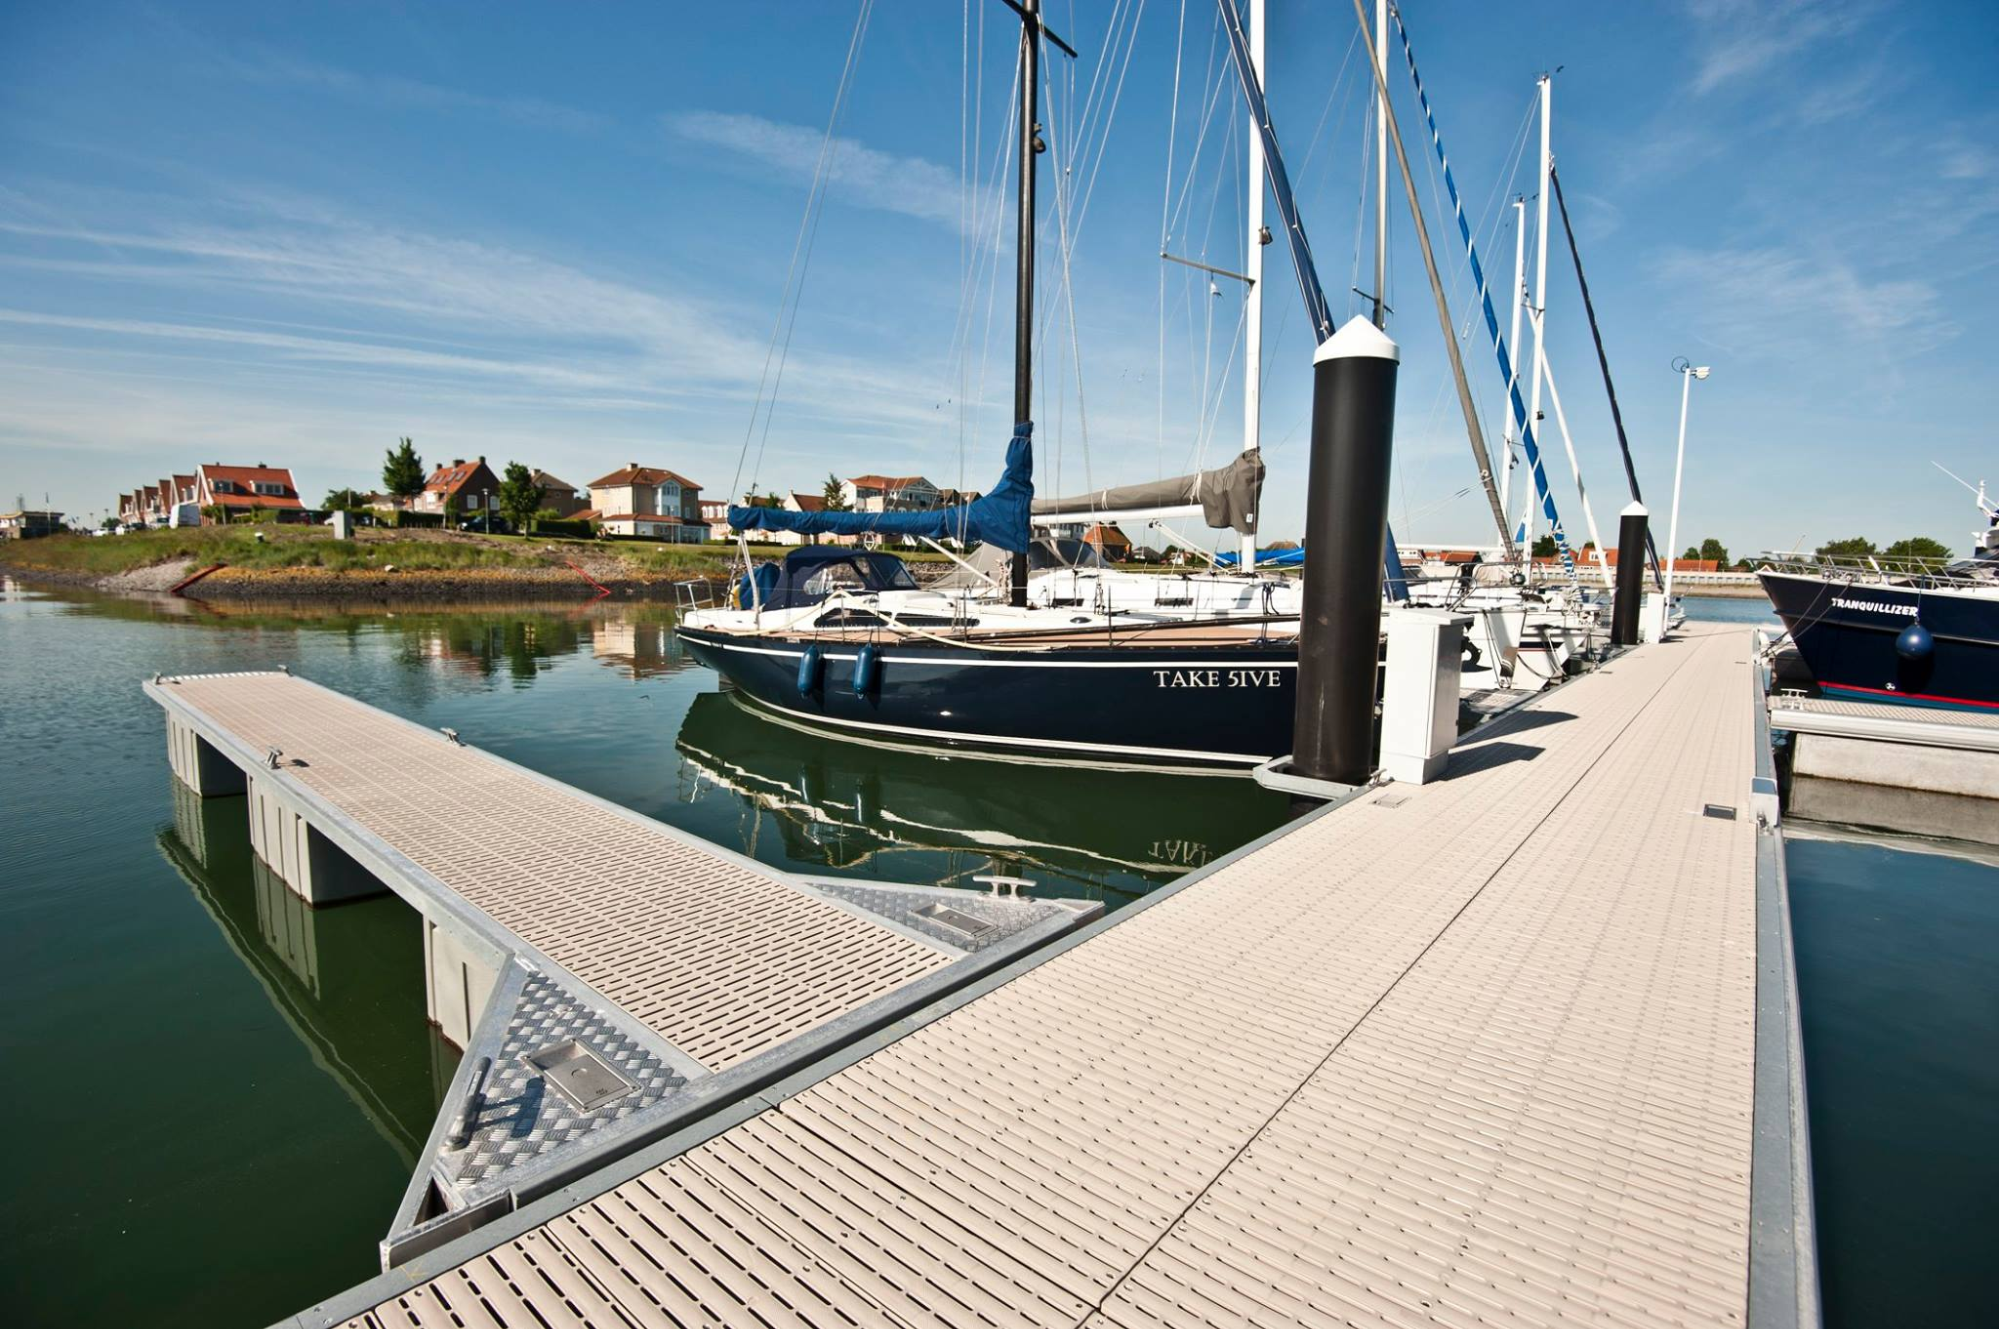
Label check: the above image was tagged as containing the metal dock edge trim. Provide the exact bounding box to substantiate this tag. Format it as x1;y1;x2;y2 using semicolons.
147;671;1105;1293
1747;751;1821;1320
285;779;1382;1329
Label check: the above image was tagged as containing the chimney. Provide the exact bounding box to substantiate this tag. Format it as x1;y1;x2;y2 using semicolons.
477;454;485;463
627;461;638;471
452;459;465;468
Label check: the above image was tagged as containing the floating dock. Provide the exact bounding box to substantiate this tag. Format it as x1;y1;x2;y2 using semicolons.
1769;691;1999;843
250;624;1814;1329
148;671;1100;1266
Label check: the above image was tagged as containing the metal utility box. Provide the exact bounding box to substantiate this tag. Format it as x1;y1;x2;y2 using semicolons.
1380;608;1473;784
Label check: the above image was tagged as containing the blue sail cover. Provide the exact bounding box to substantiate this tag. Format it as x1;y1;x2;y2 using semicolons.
730;423;1034;553
1214;545;1305;569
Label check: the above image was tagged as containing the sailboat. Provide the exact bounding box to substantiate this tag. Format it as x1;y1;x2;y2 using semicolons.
679;0;1305;767
682;0;1626;761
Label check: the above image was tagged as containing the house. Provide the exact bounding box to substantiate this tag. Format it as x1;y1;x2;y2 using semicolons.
194;463;306;522
531;469;588;518
585;463;708;542
416;457;501;518
1082;523;1133;561
698;499;736;541
841;474;942;513
0;510;63;540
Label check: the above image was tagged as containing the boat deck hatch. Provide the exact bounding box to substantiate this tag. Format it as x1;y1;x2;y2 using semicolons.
524;1041;635;1112
1702;803;1738;821
911;902;998;943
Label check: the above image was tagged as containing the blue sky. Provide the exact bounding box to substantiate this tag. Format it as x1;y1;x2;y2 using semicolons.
3;1;1995;558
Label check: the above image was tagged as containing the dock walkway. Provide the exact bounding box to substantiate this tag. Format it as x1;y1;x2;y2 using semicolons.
308;624;1808;1328
147;672;1097;1265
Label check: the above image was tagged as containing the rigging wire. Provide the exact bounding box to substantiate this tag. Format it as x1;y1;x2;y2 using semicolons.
730;0;876;505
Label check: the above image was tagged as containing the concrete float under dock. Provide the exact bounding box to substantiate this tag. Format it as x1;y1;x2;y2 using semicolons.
291;625;1813;1329
1769;693;1999;844
147;671;1101;1268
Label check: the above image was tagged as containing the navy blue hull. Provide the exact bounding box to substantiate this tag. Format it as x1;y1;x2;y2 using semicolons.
676;628;1300;766
1760;571;1999;712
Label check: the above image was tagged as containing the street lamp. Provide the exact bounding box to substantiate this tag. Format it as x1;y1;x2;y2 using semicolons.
1663;357;1711;610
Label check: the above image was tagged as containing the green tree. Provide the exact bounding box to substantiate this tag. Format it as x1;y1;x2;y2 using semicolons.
322;487;366;512
1883;536;1953;565
822;473;852;511
1815;536;1877;561
99;515;118;531
1683;537;1729;567
382;437;425;505
497;462;543;533
1530;534;1557;558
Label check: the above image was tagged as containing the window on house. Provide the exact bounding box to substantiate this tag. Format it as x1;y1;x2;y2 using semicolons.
253;481;286;496
212;479;237;494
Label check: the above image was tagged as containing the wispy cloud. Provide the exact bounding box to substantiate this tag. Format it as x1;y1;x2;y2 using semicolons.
665;110;984;234
223;50;607;133
0;189;1003;512
1653;243;1951;365
1683;0;1879;95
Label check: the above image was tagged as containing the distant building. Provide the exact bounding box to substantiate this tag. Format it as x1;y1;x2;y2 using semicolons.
194;463;305;522
842;474;941;513
0;510;63;540
585;463;708;543
1083;523;1133;561
530;469;588;518
697;498;736;541
416;457;502;518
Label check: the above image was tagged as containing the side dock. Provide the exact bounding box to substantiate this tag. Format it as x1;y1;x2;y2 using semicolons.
287;624;1814;1329
146;671;1101;1266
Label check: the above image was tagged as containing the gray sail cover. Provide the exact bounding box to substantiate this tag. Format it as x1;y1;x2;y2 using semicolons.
1030;449;1265;534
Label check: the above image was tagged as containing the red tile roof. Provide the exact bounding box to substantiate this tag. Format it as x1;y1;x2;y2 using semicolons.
588;465;702;490
848;474;932;490
200;463;304;509
789;493;826;512
422;459;498;499
1083;523;1132;549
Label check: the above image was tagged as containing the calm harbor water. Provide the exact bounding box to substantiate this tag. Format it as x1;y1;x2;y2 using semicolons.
0;581;1989;1325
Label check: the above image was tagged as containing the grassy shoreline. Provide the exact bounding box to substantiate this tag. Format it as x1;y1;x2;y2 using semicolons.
0;525;955;598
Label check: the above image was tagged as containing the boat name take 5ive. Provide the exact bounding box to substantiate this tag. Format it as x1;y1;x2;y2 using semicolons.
1153;668;1287;688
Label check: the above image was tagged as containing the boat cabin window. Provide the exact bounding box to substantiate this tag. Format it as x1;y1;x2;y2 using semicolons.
801;563;869;597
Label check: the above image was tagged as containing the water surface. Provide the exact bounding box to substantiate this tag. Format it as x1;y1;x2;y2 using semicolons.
0;582;1289;1324
0;581;1989;1326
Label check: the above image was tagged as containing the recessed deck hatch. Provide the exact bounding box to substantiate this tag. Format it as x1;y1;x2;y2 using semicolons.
911;902;998;943
524;1041;635;1112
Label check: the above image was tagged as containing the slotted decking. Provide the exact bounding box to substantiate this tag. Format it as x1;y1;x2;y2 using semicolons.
152;672;968;1069
312;625;1803;1329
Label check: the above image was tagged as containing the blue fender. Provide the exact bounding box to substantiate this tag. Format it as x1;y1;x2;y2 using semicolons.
853;643;881;696
796;644;823;695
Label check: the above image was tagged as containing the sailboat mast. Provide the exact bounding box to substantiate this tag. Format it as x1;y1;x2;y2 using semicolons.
1501;197;1525;538
1240;0;1265;572
1520;72;1552;557
1009;0;1042;608
1372;0;1388;330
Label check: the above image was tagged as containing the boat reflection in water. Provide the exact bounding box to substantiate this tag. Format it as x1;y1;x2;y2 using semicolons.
673;690;1292;909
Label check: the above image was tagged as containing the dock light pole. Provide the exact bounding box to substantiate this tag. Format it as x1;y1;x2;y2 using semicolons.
1293;316;1399;787
1663;359;1710;606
